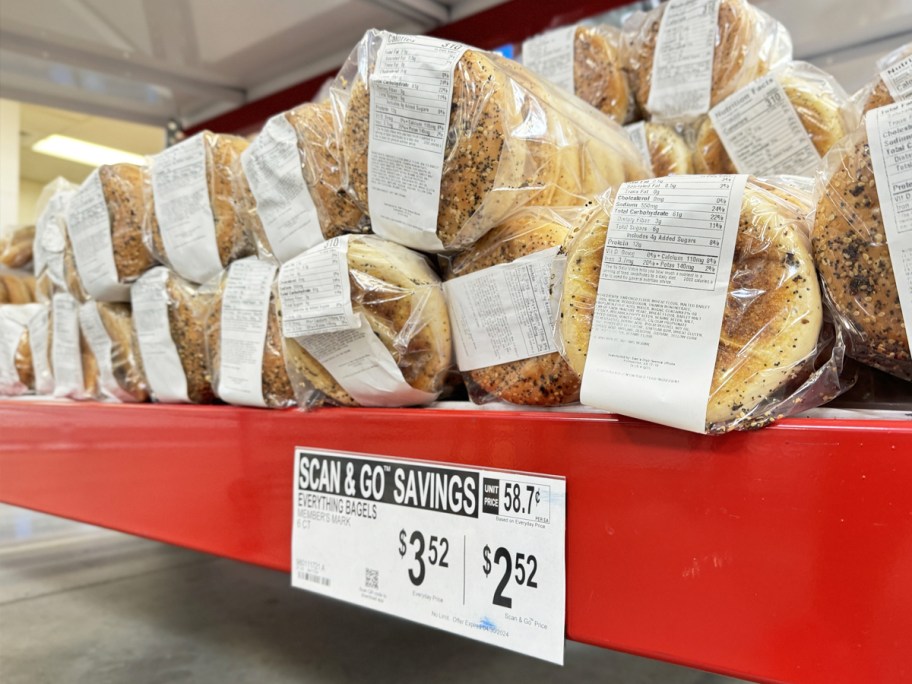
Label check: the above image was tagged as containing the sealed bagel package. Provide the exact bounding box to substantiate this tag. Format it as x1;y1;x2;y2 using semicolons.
238;101;368;264
131;266;215;403
278;235;452;407
623;0;792;123
143;131;256;285
78;301;150;402
0;224;35;270
693;61;856;176
442;207;583;405
66;164;156;302
26;303;53;394
813;100;912;381
332;29;649;253
521;24;635;125
203;258;294;408
858;42;912;114
557;175;849;433
33;178;77;298
0;272;36;304
624;121;694;177
0;303;41;395
47;291;97;399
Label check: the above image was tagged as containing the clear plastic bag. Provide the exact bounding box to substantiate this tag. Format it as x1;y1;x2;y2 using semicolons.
693;61;856;175
0;303;41;395
47;292;95;400
333;30;649;252
143;131;256;284
238;101;369;263
131;266;216;403
279;235;452;407
0;225;35;270
858;42;912;114
442;207;582;405
78;301;150;402
624;0;792;121
26;303;53;395
67;164;157;301
556;176;849;432
644;122;693;176
812;120;911;381
203;258;295;408
33;178;77;286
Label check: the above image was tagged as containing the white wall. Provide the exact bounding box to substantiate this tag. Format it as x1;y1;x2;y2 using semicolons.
18;179;45;225
0;99;20;235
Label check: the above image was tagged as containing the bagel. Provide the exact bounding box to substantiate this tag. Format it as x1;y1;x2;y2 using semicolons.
560;178;822;429
146;132;255;282
206;263;294;408
0;304;39;393
447;209;580;405
283;235;452;406
573;25;635;124
100;164;156;282
0;273;35;304
81;302;149;402
693;64;851;174
645;122;692;176
861;43;912;114
0;224;35;269
813;128;911;381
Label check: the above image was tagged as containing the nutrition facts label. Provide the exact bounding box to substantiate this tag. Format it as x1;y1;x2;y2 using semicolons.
368;33;468;251
602;176;741;291
279;237;357;337
709;74;820;177
647;0;720;119
521;26;576;94
444;248;559;371
581;175;747;433
882;55;912;102
867;100;912;343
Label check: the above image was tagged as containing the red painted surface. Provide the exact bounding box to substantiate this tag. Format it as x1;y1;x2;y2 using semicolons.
185;0;630;136
1;402;910;683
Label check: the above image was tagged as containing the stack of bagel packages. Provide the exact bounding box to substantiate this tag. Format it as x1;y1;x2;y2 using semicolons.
3;0;909;435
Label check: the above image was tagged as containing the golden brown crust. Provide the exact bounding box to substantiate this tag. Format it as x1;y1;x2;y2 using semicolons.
0;225;35;269
96;302;150;402
645;122;693;176
573;26;633;125
164;274;215;403
0;274;35;304
80;328;100;398
861;44;912;114
99;164;156;282
450;211;580;405
693;116;738;174
15;328;33;389
813;134;911;380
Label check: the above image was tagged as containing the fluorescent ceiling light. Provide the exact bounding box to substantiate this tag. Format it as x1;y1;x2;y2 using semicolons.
31;134;147;167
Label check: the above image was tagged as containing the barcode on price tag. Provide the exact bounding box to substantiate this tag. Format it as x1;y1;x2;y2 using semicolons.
290;449;567;664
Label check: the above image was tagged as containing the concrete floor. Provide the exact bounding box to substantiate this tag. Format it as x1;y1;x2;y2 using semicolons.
0;504;747;684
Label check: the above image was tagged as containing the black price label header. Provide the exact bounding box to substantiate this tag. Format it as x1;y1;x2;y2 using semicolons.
297;452;480;518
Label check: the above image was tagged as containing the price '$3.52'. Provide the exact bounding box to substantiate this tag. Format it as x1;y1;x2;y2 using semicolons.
292;449;567;664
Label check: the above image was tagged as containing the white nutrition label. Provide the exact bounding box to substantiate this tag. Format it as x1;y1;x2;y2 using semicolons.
521;26;576;94
624;122;654;174
297;313;436;407
27;305;53;394
67;170;128;301
218;258;277;407
51;293;85;398
151;133;221;284
368;33;468;252
444;248;559;371
241;114;323;263
580;175;748;433
279;237;357;337
867;100;912;346
132;268;190;403
709;74;820;177
78;302;124;401
647;0;720;120
881;55;912;102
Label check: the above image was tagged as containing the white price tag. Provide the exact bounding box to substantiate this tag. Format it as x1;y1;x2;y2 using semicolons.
881;55;912;103
291;449;566;664
624;122;654;174
867;100;912;346
522;26;576;94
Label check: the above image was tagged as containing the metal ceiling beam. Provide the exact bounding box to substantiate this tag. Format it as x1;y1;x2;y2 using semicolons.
0;29;246;105
359;0;449;26
0;84;171;128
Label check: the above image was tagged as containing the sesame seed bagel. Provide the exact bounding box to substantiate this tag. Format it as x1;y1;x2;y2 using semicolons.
645;122;693;176
573;25;634;125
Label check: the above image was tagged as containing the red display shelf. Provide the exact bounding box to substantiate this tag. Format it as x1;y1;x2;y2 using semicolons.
1;402;910;683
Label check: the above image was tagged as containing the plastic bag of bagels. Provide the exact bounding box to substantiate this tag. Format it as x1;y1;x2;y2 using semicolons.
0;225;35;270
623;121;694;177
693;61;857;176
131;266;215;403
202;258;294;408
78;301;149;402
237;101;369;264
521;24;635;125
813;102;912;382
556;175;850;433
47;292;98;400
0;271;36;304
856;42;912;115
331;29;649;253
623;0;792;123
0;303;41;395
278;235;452;408
442;206;585;405
143;131;256;285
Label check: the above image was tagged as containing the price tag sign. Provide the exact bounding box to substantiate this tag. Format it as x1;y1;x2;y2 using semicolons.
291;448;566;664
